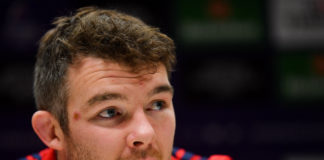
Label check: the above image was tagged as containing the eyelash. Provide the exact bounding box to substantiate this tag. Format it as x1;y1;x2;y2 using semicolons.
96;100;168;119
97;107;122;119
147;100;167;111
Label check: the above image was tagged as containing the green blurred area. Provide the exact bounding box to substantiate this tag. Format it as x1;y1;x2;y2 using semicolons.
177;0;263;45
278;53;324;102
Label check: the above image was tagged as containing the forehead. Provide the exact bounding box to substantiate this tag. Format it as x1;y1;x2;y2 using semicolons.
69;56;161;77
66;56;170;92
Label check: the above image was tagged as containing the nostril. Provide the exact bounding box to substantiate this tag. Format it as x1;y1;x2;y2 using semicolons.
133;141;143;147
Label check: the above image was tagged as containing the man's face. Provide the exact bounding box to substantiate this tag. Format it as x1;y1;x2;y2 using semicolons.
63;56;176;160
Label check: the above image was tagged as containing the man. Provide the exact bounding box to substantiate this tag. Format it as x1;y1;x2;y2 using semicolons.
21;6;231;160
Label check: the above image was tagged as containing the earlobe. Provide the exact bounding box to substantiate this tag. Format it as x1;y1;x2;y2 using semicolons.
32;111;65;150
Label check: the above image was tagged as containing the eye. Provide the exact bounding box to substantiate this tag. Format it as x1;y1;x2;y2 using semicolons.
150;101;166;111
98;108;120;118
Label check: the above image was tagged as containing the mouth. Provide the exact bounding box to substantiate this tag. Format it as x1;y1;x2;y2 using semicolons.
135;157;159;160
122;146;162;160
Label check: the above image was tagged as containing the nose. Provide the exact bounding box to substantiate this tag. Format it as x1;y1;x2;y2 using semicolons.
126;110;155;149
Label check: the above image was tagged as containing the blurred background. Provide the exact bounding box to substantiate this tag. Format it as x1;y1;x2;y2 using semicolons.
1;0;324;159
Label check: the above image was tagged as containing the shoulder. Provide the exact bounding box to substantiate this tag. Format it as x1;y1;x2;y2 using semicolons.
172;147;232;160
20;147;231;160
19;148;56;160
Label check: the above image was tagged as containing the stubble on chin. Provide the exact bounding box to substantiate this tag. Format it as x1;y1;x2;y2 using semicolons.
65;139;164;160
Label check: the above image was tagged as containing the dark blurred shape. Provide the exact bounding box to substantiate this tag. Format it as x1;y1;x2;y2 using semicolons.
271;0;324;49
278;52;324;103
0;63;34;106
181;56;271;103
2;2;39;52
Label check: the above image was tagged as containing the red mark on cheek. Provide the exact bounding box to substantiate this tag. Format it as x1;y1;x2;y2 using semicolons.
73;112;81;121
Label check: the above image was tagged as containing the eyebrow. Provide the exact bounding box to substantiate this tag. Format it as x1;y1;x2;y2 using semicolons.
86;85;174;107
148;85;174;97
87;92;127;106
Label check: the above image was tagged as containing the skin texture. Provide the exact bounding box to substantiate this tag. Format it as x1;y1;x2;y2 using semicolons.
59;56;176;160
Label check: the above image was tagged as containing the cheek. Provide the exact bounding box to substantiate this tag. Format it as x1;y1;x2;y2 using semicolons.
154;110;176;144
68;121;127;158
155;110;176;158
71;124;122;144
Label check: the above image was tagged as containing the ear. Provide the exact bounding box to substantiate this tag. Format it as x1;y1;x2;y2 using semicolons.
32;111;65;150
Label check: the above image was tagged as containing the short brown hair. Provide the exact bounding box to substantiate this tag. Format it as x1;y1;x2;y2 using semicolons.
34;6;176;133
